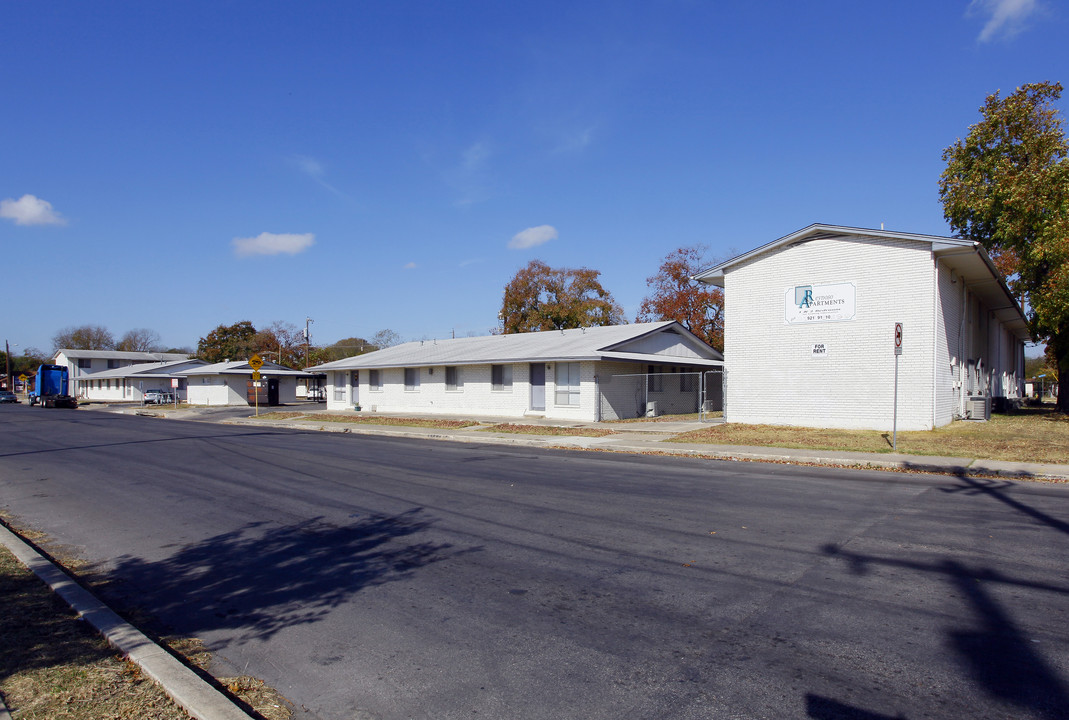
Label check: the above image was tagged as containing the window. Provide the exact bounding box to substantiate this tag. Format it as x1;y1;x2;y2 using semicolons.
404;367;420;391
647;365;664;393
446;366;462;391
334;371;347;401
491;364;512;391
107;359;120;369
77;359;91;369
555;362;580;406
369;369;382;391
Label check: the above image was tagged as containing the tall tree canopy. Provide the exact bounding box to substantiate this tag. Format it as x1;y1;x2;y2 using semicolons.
252;321;305;368
499;260;625;334
939;81;1069;410
636;246;724;351
196;321;258;363
52;324;115;351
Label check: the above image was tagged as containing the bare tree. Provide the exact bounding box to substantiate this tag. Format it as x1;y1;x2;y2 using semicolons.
52;325;115;351
116;328;163;352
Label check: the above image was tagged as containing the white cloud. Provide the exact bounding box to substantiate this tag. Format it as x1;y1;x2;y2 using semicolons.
968;0;1040;42
233;232;315;258
403;262;417;269
0;194;67;226
509;225;558;250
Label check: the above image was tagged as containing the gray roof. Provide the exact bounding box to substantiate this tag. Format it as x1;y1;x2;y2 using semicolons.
175;359;312;377
71;359;208;380
55;349;190;362
310;322;723;371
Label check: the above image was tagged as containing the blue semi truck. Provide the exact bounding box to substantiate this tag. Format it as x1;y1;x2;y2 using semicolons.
29;364;78;408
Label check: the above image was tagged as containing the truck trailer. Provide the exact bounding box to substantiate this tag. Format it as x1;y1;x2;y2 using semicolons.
29;364;78;408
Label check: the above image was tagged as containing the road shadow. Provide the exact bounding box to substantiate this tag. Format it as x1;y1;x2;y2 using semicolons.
940;474;1069;536
806;694;906;719
820;545;1069;719
95;508;479;646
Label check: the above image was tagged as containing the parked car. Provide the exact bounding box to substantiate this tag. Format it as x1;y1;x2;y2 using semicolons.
0;390;19;404
143;389;175;404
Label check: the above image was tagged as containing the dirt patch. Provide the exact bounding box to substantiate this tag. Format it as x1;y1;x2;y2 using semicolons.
480;423;616;437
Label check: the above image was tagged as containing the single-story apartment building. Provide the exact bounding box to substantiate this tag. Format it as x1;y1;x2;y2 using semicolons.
54;349;191;397
310;321;724;422
175;359;312;406
693;223;1030;431
73;358;208;403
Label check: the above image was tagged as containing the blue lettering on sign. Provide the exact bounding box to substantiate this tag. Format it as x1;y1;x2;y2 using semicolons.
796;286;813;308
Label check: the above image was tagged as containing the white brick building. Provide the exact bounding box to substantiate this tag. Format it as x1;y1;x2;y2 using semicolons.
176;360;312;406
311;322;723;422
74;359;207;403
694;224;1029;431
54;349;190;398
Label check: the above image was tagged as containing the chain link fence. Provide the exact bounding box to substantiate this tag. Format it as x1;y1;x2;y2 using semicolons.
596;368;724;422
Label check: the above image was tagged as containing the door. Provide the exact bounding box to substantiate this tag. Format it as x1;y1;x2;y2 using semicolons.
529;363;545;411
351;371;359;407
267;378;280;406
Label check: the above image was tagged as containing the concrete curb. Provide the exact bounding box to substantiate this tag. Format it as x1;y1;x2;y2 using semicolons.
220;417;1069;481
0;522;253;720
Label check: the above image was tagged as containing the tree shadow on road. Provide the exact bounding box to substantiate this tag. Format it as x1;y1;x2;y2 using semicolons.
95;508;479;646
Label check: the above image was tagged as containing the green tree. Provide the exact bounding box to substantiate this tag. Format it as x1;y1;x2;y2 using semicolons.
52;325;115;351
499;260;625;334
196;321;258;363
636;245;724;351
939;81;1069;411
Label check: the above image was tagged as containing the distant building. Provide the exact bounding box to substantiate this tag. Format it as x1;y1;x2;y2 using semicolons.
310;321;724;421
694;224;1029;430
175;360;312;406
74;359;208;403
53;349;191;400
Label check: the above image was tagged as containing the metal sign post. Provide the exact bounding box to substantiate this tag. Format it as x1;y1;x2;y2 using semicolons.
249;355;264;418
893;322;903;451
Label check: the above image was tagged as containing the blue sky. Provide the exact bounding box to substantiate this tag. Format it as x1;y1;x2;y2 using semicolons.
2;1;1065;354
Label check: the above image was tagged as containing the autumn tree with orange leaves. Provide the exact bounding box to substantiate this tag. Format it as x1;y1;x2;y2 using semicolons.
636;246;724;351
939;82;1069;410
499;260;625;333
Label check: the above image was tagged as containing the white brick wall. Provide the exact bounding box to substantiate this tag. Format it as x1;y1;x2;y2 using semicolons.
325;360;627;422
724;235;937;430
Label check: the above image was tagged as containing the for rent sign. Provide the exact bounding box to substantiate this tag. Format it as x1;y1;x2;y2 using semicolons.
784;282;856;324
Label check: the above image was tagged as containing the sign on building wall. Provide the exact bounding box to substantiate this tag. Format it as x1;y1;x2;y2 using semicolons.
784;282;856;324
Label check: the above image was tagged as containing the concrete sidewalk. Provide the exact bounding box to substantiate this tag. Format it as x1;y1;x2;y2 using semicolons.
202;409;1069;482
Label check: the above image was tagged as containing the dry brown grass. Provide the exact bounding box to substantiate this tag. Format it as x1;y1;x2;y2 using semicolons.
673;407;1069;464
480;423;616;437
0;519;293;720
255;411;308;420
301;414;479;429
0;544;193;720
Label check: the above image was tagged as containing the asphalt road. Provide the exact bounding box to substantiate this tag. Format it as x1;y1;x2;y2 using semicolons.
1;405;1068;720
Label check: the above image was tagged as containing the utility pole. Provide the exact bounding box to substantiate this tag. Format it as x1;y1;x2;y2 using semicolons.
304;317;313;368
4;339;10;392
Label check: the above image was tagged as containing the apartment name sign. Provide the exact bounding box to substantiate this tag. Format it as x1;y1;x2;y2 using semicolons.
785;282;856;324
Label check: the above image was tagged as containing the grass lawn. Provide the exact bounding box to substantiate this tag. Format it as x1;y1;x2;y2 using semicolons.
480;423;616;437
673;407;1069;464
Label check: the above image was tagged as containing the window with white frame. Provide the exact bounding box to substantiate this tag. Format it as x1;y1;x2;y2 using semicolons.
369;369;382;391
445;366;462;391
108;359;120;369
491;364;512;391
334;371;347;401
554;362;580;406
404;367;420;391
78;359;91;369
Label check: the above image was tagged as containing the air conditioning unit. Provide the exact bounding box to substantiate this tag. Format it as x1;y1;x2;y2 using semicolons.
966;396;990;421
646;401;659;418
